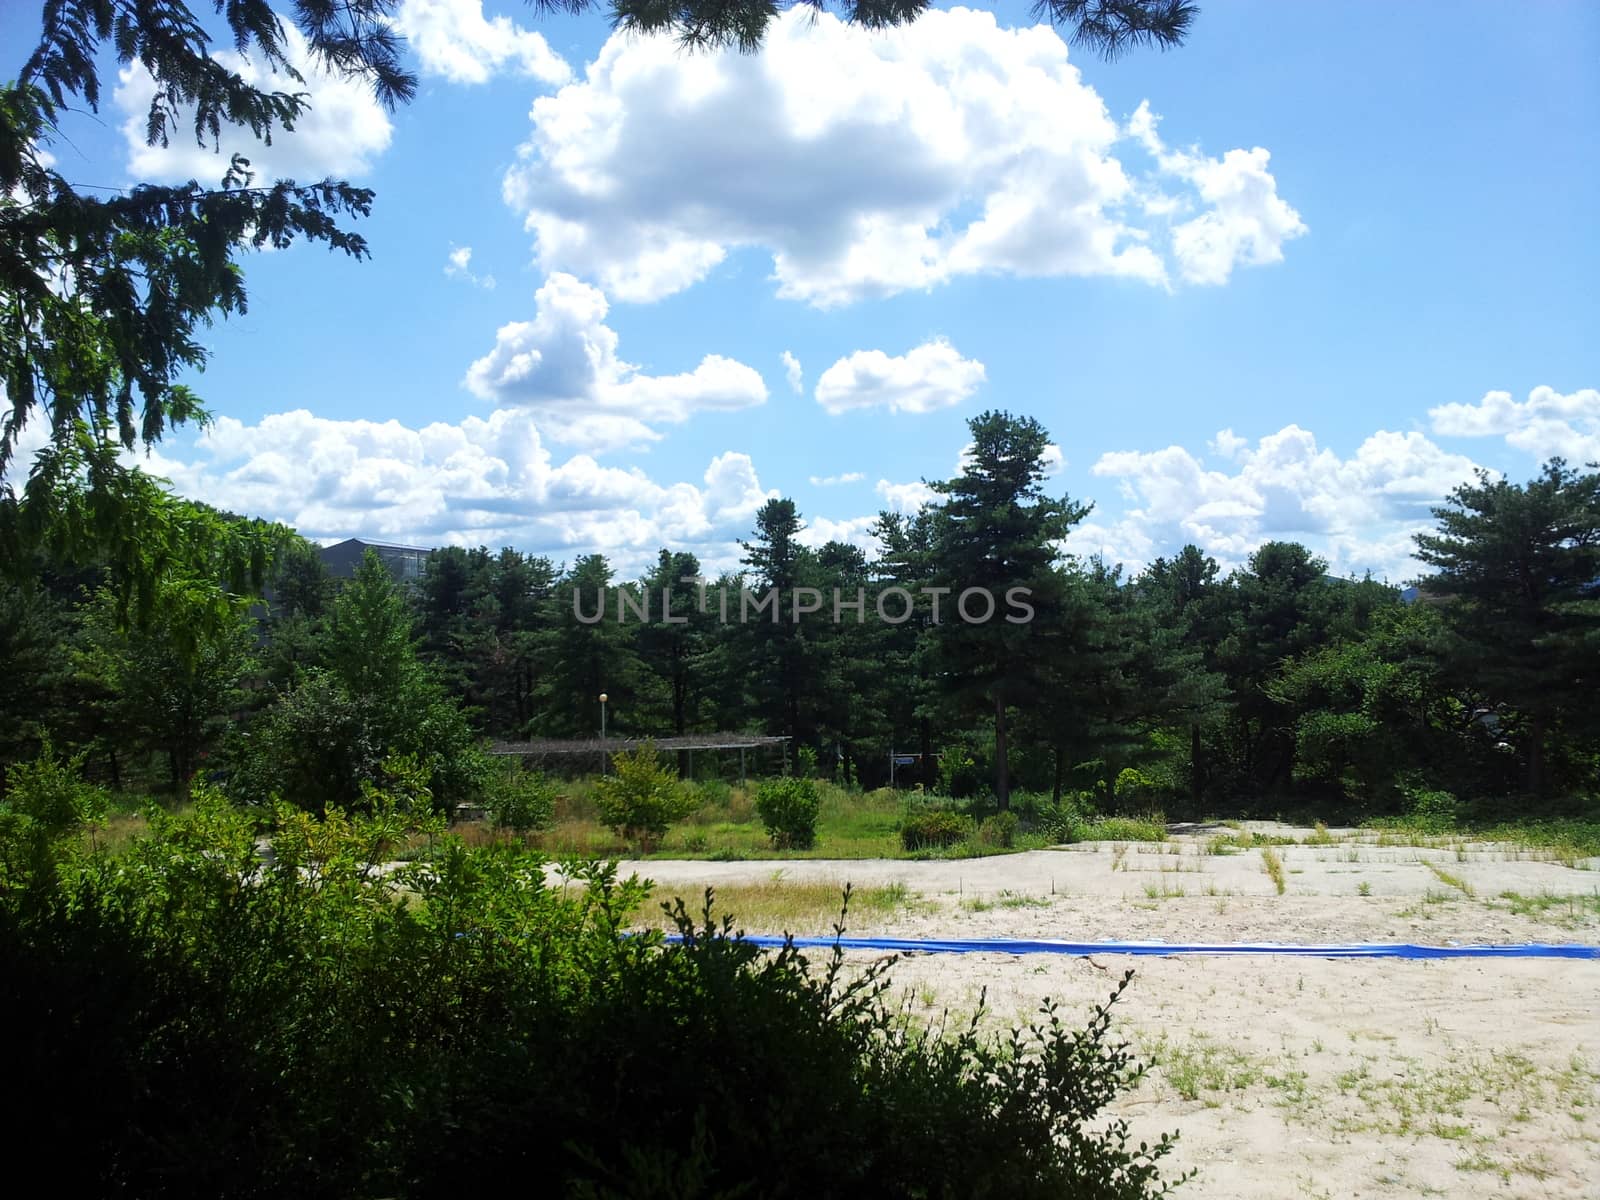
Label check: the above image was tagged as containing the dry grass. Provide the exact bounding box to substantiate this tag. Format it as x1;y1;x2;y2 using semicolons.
1261;846;1287;895
629;877;923;934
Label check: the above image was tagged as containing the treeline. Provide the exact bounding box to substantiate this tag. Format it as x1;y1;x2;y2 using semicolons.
2;412;1597;819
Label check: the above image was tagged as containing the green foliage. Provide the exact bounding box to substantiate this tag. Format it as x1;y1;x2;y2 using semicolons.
900;806;973;850
1413;461;1600;795
593;743;695;851
1401;782;1460;834
795;744;819;778
0;739;107;847
0;779;1189;1199
755;775;821;849
231;552;485;813
1089;816;1169;843
485;764;557;833
978;810;1020;848
938;744;982;798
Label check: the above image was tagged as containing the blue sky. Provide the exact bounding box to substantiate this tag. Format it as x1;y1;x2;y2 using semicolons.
8;0;1598;580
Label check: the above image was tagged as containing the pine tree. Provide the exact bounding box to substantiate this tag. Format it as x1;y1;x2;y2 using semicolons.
1413;460;1600;796
926;411;1090;809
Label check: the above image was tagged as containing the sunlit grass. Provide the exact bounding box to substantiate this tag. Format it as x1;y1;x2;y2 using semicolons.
630;878;924;934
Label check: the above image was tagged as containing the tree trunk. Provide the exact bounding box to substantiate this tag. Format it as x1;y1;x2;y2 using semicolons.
1189;723;1203;809
1528;714;1546;797
993;691;1010;811
1051;741;1064;805
919;716;934;789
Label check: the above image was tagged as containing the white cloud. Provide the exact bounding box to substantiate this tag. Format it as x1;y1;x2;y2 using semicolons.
1070;424;1486;579
796;514;882;555
1040;443;1066;476
134;408;775;575
876;478;937;513
810;471;864;486
1128;101;1307;285
1428;385;1600;463
815;339;985;415
445;245;496;289
463;273;768;451
114;22;392;183
502;8;1300;306
781;350;804;395
393;0;571;86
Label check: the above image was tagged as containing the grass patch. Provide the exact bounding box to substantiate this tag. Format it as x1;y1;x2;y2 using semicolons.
1142;1033;1263;1104
1494;889;1600;927
1261;847;1286;895
1427;863;1475;897
522;783;1058;861
631;878;923;934
963;889;1053;913
1083;816;1168;843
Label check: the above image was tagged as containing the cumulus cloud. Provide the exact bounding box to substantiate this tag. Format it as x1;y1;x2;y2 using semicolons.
462;273;768;451
445;245;496;289
1070;424;1486;579
501;8;1301;306
393;0;570;85
781;351;804;394
875;478;937;513
134;408;774;574
815;339;985;415
1428;385;1600;463
1127;102;1306;285
114;22;391;183
810;471;864;486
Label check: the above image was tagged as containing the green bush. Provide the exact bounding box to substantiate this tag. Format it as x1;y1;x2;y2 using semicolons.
0;740;108;842
593;743;695;852
938;745;981;798
1089;815;1169;843
0;791;1189;1200
1403;784;1459;834
900;807;972;851
977;810;1019;848
485;764;556;833
755;775;820;849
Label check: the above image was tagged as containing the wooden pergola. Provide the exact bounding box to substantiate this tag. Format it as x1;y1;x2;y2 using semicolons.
488;734;789;783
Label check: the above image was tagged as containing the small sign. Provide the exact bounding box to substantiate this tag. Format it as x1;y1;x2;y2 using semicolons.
894;755;918;765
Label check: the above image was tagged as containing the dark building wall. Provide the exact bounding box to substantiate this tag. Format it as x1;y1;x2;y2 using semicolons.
319;538;432;582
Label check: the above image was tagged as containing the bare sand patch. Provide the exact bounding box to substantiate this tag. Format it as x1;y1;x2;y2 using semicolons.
623;823;1600;1198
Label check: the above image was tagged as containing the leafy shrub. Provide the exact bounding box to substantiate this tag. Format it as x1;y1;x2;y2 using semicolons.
755;776;821;849
0;740;108;841
1403;784;1459;834
593;743;695;852
1090;815;1169;843
485;764;556;833
1037;793;1094;843
938;745;981;798
0;793;1190;1199
977;810;1019;848
794;745;819;778
900;807;972;850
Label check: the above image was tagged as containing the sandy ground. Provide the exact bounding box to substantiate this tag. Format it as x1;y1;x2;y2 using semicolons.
617;824;1600;1199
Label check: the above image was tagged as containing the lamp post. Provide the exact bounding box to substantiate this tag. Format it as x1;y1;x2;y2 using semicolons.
599;692;609;775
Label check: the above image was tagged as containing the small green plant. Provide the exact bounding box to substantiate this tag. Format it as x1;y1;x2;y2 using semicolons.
1262;847;1287;895
1090;815;1168;843
900;807;972;851
794;745;819;778
593;742;696;852
755;775;821;850
485;764;557;833
977;810;1019;848
0;739;109;840
1358;881;1372;897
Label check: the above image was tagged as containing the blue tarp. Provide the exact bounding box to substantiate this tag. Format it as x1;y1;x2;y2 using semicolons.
664;934;1600;960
